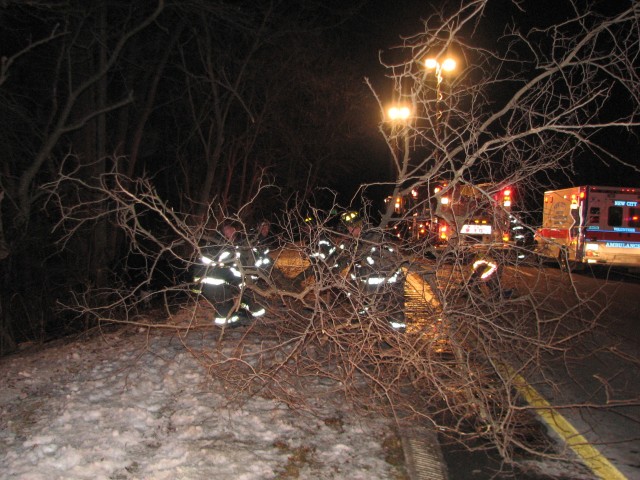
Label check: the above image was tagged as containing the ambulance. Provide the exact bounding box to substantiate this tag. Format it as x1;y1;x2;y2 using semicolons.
535;186;640;270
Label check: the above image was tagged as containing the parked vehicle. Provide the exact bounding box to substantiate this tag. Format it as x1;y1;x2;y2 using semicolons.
534;185;640;271
388;182;516;248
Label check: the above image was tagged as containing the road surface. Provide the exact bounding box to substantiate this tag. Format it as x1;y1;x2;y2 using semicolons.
505;263;640;480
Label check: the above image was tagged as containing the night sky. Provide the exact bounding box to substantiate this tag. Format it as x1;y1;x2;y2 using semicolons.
344;0;639;194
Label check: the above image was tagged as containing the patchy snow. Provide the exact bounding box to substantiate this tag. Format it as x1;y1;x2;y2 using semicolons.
0;327;406;480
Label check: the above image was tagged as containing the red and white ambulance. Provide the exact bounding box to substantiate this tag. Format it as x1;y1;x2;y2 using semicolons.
535;186;640;270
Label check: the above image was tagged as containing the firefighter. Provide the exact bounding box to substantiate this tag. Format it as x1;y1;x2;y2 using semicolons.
246;218;287;296
193;222;267;326
338;211;407;331
252;219;277;251
291;214;341;288
248;219;276;277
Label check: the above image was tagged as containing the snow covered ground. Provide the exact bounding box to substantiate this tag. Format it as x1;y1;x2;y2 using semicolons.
0;326;407;480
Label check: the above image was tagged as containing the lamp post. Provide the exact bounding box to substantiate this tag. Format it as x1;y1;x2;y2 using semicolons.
423;57;457;240
424;57;456;152
382;103;413;227
385;103;413;178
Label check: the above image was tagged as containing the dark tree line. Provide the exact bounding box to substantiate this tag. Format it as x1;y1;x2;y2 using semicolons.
0;0;377;351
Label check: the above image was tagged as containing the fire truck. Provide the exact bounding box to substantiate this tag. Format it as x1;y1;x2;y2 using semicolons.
431;182;515;246
535;185;640;270
386;183;513;243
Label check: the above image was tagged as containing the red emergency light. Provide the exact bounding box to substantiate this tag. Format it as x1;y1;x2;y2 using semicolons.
502;187;512;207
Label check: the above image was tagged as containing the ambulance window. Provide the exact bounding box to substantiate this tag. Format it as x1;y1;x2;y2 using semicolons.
630;208;640;228
608;206;623;227
588;207;600;224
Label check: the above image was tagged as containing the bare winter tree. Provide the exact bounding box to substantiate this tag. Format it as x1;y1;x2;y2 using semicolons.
0;0;368;350
184;0;640;470
173;3;373;219
27;0;640;476
356;0;640;468
374;1;639;228
0;1;167;350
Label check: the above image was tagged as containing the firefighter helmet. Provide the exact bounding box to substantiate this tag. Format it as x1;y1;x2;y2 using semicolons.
340;210;362;228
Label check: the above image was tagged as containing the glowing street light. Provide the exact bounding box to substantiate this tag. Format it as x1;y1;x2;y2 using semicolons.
441;58;457;72
424;56;457;103
424;57;458;101
424;58;438;70
424;57;457;75
387;105;412;122
384;104;413;206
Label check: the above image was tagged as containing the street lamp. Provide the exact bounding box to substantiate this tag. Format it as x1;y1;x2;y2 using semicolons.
385;104;412;173
425;57;456;74
382;103;413;226
424;56;456;125
387;105;412;122
424;56;457;159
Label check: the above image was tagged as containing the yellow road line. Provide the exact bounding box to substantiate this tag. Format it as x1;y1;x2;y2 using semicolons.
508;369;628;480
408;270;627;479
